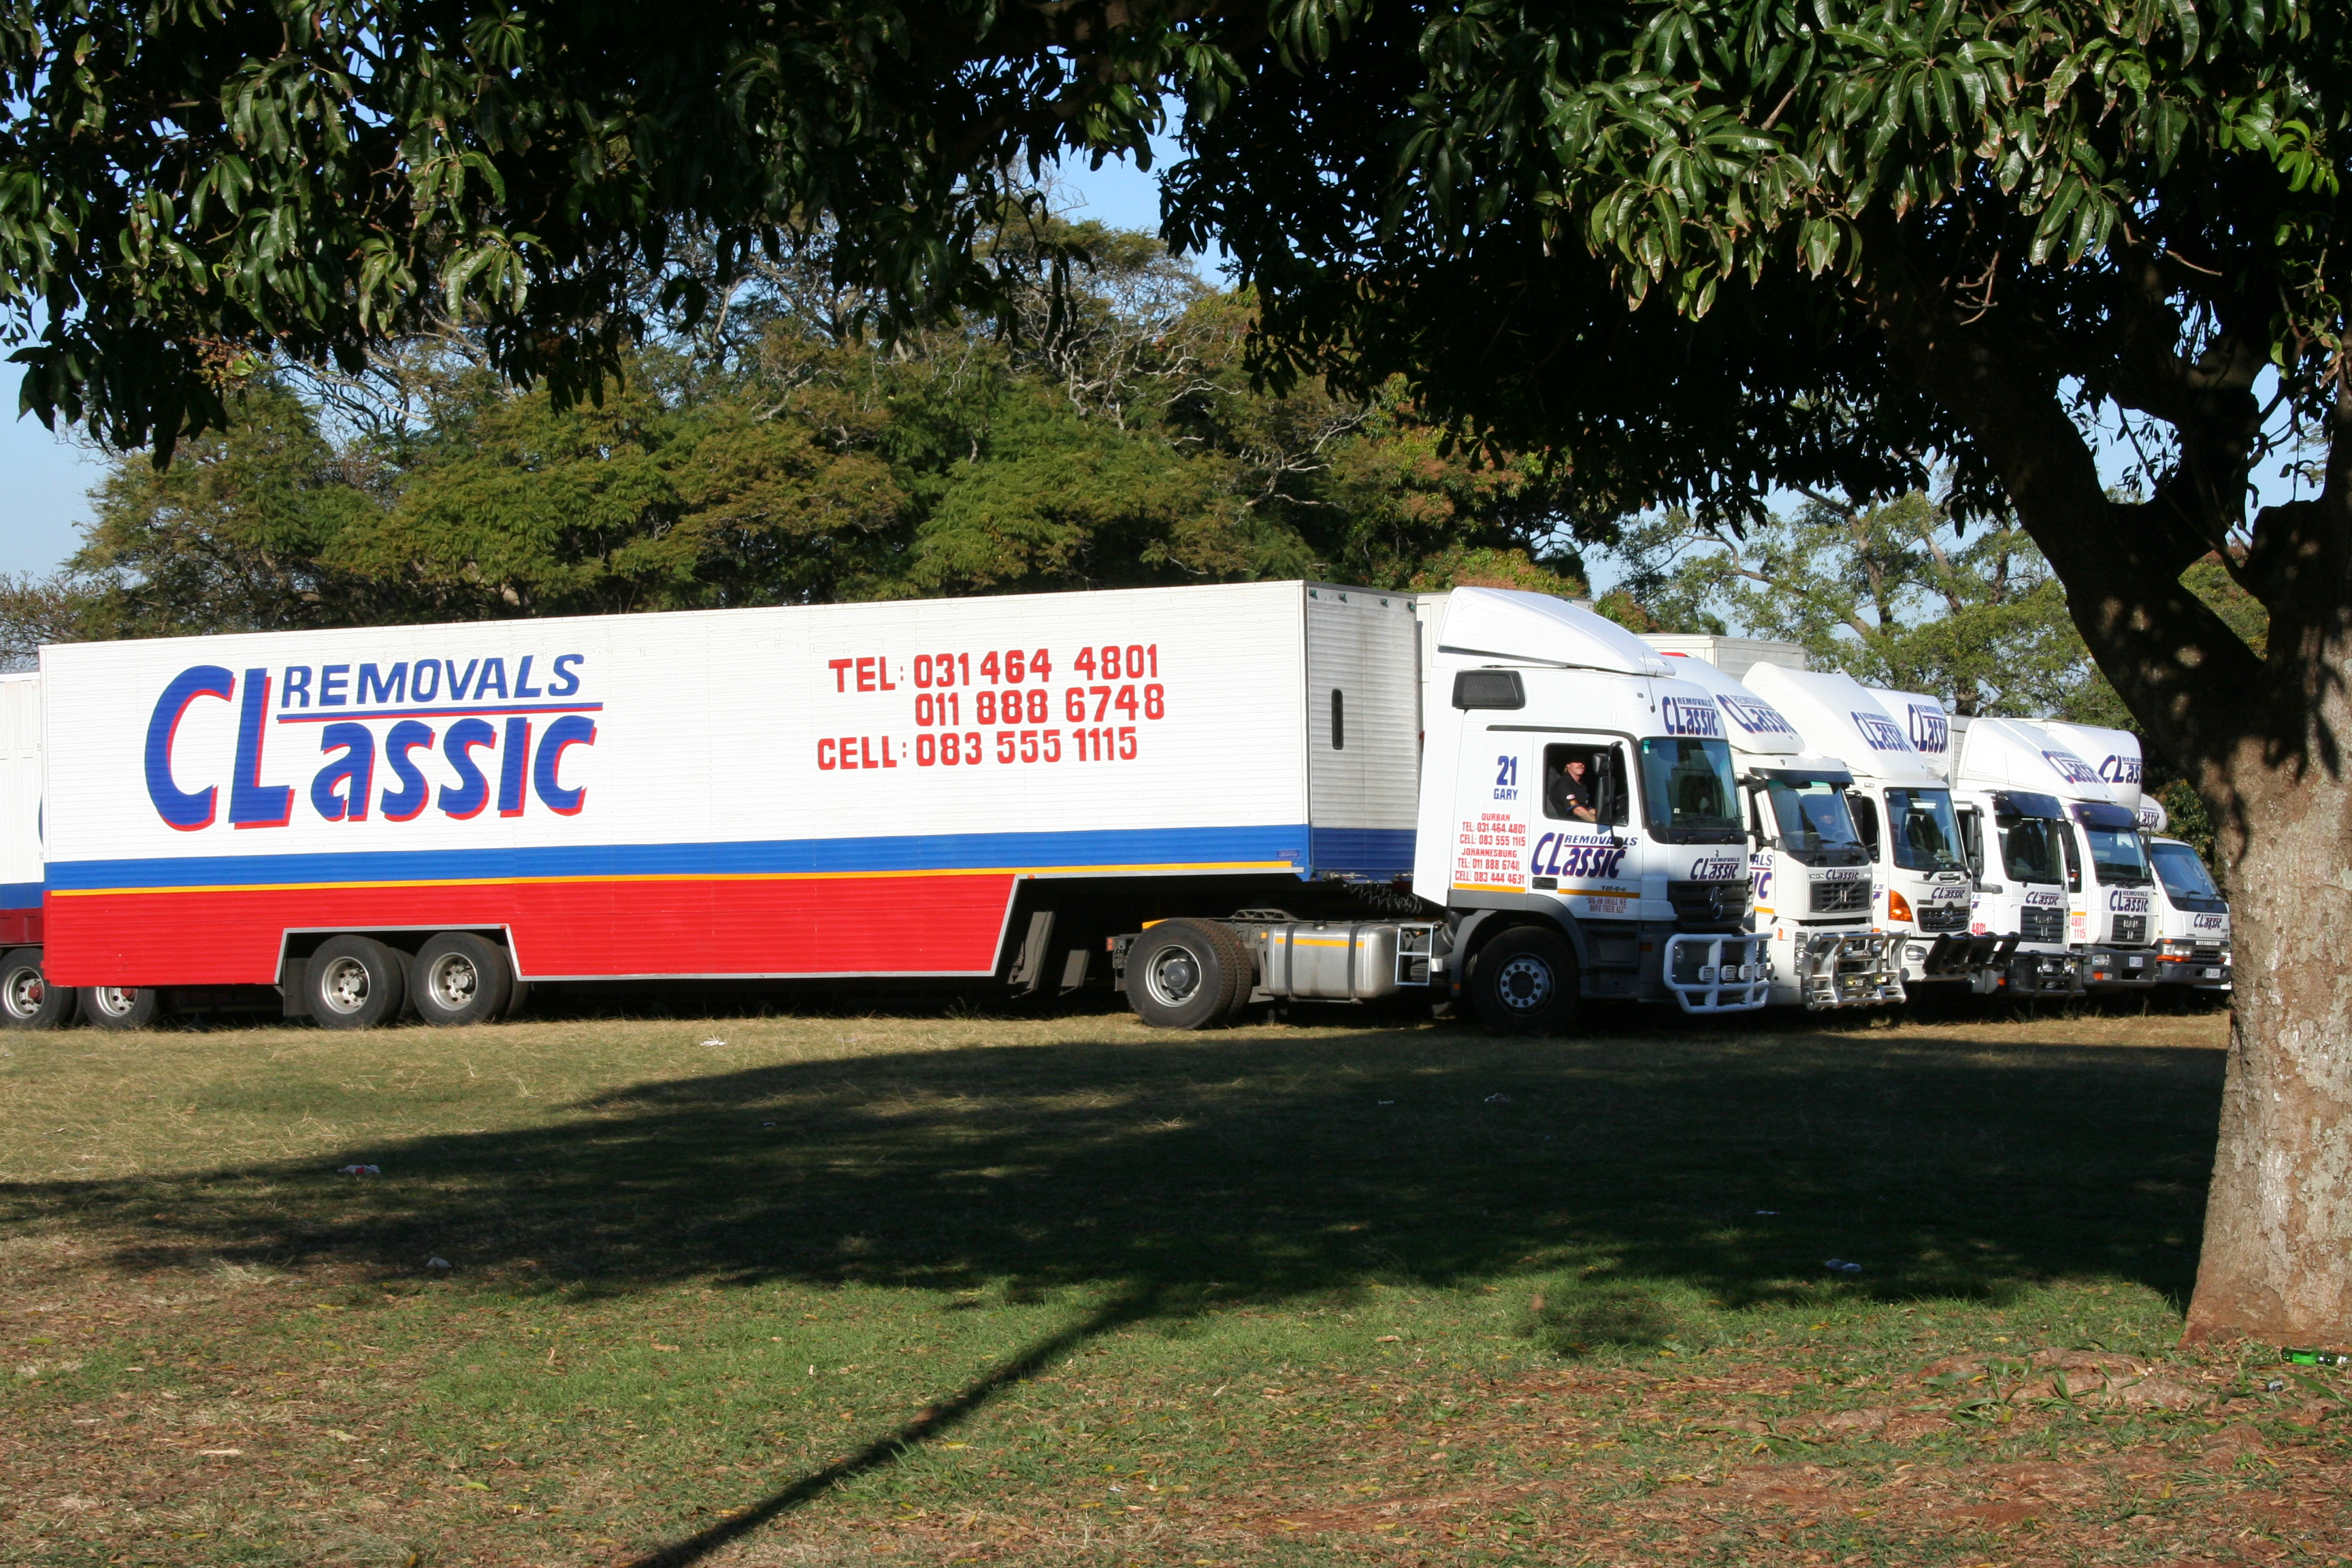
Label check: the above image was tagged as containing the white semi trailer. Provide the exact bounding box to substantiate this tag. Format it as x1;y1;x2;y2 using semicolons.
1635;650;1904;1009
0;582;1782;1034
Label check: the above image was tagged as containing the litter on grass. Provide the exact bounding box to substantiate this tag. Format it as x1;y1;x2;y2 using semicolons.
1824;1258;1863;1273
425;1256;454;1271
336;1164;380;1177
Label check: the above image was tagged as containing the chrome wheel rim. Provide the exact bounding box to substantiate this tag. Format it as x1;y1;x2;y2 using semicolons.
1145;944;1205;1007
1494;953;1554;1013
427;953;478;1011
319;957;372;1015
3;966;42;1018
93;986;138;1019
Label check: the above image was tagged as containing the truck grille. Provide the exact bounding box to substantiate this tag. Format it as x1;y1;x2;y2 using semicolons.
1810;879;1869;915
2111;915;2149;946
1915;902;1969;934
1668;880;1748;929
2020;906;2063;943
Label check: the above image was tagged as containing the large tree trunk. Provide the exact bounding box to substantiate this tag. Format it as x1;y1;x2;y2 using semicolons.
1866;249;2352;1343
2183;715;2352;1340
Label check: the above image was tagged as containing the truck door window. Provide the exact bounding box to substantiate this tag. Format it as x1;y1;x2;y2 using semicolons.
1543;744;1627;826
1850;795;1882;861
1956;806;1983;881
2061;824;2082;892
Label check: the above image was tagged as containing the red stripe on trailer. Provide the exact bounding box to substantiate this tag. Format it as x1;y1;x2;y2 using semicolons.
0;906;38;947
42;875;1019;986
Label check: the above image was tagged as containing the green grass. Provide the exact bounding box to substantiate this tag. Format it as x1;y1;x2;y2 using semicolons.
3;1000;2344;1567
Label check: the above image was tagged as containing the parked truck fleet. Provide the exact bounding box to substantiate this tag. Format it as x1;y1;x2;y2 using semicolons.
0;582;2225;1033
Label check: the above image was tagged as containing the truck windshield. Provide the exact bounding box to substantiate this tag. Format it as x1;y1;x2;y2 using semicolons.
2002;819;2065;885
1761;780;1870;867
1637;738;1743;843
2085;826;2153;885
2151;840;2223;902
1884;787;1964;873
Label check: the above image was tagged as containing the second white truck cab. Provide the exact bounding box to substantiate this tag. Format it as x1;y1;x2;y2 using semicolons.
1734;665;1981;988
1638;649;1904;1009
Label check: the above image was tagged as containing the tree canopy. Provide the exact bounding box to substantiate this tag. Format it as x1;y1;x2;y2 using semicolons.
1;227;1591;653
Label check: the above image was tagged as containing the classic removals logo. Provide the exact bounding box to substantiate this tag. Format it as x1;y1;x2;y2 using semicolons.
144;656;600;830
1904;702;1949;754
1850;710;1912;752
1716;695;1796;738
2042;749;2102;786
1659;695;1722;738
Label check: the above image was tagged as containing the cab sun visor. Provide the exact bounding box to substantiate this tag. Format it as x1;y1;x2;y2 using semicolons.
1991;789;2065;822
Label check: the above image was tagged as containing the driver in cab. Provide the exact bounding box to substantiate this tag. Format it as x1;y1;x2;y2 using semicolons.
1548;756;1599;823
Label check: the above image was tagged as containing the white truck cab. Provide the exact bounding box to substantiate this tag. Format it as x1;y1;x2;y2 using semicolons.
1950;717;2157;988
1414;589;1775;1027
1636;649;1904;1009
2141;822;2233;990
1731;666;1980;987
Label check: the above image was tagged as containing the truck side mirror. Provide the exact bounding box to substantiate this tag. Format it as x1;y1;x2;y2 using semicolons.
1593;749;1624;833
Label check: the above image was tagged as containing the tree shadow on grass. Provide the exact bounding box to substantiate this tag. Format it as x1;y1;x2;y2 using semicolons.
1;1020;2226;1565
3;1022;2223;1311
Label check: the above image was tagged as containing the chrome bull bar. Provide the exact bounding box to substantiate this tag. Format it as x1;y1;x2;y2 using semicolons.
1664;933;1773;1014
1793;930;1906;1009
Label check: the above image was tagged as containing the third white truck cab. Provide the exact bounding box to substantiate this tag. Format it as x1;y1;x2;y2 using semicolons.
1637;649;1903;1009
1735;665;1980;988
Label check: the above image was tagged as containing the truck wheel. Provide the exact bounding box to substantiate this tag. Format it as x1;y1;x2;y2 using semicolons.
0;949;75;1030
411;932;513;1027
1125;919;1241;1030
308;936;407;1031
1469;926;1581;1035
82;985;167;1031
1203;921;1256;1022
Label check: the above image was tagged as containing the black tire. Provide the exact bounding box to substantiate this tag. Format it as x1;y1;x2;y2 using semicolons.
1469;925;1582;1034
504;977;533;1019
0;949;74;1030
306;935;407;1030
82;984;167;1031
1124;919;1243;1030
410;932;514;1027
1201;920;1256;1022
